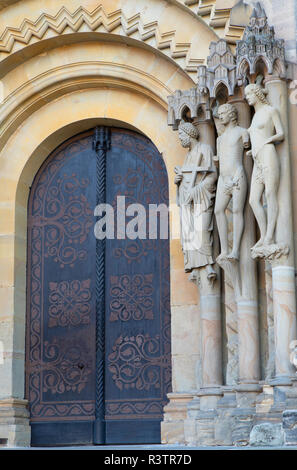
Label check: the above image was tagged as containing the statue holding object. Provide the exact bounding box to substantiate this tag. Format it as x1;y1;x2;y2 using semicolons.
174;121;217;283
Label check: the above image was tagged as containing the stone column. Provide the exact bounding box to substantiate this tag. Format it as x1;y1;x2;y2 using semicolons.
192;268;223;447
272;266;297;379
265;76;297;383
199;271;222;389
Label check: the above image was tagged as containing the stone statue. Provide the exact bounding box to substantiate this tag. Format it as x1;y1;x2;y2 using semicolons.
214;103;250;261
244;82;286;259
174;121;217;282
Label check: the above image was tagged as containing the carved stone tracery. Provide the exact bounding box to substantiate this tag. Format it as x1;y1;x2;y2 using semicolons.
236;3;286;84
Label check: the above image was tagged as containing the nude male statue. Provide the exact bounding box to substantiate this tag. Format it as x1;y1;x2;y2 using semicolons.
214;103;250;261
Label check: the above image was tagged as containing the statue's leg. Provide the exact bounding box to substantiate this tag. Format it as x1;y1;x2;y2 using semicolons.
249;171;266;247
214;178;231;256
228;175;248;259
264;168;280;245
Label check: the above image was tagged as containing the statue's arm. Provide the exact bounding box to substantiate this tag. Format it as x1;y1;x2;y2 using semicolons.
266;108;285;145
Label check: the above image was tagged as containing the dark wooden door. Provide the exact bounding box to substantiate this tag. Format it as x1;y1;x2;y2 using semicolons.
26;128;171;446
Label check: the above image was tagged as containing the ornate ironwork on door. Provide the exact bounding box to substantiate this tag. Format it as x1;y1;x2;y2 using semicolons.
26;128;171;446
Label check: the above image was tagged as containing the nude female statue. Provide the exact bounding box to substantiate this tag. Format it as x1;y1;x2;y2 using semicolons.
245;83;285;252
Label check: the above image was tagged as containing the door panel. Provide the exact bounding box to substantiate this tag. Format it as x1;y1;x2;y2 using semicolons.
26;128;171;446
26;132;97;446
104;130;171;444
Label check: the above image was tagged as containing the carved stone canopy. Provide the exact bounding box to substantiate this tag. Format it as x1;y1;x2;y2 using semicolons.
236;2;286;84
206;39;236;98
167;39;235;130
168;3;287;130
167;86;212;130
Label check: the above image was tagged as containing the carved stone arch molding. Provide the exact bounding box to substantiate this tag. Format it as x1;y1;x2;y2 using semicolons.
0;85;193;446
0;0;219;79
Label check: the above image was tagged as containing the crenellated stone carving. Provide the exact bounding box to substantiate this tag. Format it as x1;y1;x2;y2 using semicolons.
168;88;204;130
236;2;286;85
167;87;212;133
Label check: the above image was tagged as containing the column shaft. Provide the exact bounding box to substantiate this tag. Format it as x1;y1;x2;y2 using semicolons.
272;266;297;378
200;294;222;386
237;300;260;382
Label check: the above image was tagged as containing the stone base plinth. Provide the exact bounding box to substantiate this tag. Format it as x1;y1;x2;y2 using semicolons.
161;393;194;445
184;397;200;446
184;387;223;446
162;384;297;447
231;408;256;446
283;410;297;445
230;383;262;446
214;387;237;446
0;399;31;447
195;409;219;446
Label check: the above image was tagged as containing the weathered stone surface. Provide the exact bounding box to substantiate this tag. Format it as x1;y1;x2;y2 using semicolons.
249;423;284;447
236;2;286;83
0;0;297;450
0;399;30;448
231;408;255;447
283;411;297;445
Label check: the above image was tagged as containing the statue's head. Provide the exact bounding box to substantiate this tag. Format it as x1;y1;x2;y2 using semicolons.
178;121;199;148
218;103;238;125
245;83;269;107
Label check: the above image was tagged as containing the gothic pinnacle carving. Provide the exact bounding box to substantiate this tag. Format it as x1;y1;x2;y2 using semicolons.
206;39;236;98
236;2;286;85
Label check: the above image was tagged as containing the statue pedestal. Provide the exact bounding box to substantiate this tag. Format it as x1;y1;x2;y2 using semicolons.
0;399;30;448
161;393;194;445
214;387;237;446
230;383;262;446
184;387;223;446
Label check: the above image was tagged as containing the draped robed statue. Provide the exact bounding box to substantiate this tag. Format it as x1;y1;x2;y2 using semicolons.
174;121;217;282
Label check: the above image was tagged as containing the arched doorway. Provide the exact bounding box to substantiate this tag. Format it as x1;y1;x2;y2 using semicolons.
25;127;171;446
